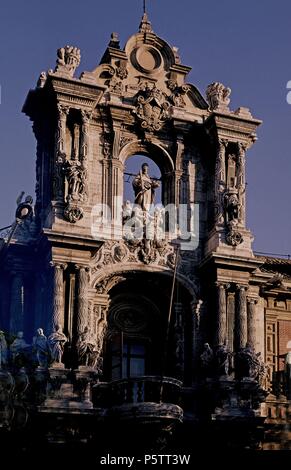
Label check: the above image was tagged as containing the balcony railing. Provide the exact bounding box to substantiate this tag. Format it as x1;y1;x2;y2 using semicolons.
93;375;182;409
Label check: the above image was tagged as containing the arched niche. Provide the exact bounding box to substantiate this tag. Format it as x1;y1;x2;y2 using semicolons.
119;139;175;208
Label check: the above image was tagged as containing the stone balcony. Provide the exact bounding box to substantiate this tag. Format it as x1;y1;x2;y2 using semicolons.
93;375;183;424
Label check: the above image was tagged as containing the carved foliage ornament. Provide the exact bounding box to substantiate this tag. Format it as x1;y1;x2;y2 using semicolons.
133;84;171;131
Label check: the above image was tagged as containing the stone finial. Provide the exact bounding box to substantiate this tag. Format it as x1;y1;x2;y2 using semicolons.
139;13;153;34
172;46;181;65
206;82;231;112
37;71;47;88
109;32;120;49
54;45;81;78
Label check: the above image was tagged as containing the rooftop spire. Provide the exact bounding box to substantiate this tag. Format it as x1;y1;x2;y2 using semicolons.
139;0;153;33
139;11;153;34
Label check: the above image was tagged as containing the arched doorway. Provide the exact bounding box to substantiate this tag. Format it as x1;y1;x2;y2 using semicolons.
102;271;193;384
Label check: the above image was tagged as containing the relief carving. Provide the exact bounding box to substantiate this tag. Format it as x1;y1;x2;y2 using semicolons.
133;84;171;131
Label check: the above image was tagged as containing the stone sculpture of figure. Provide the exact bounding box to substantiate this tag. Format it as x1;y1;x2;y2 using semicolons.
200;343;214;376
76;327;98;368
215;344;231;376
0;331;8;368
224;192;240;225
63;161;86;200
32;328;50;368
48;325;67;365
132;163;160;212
10;331;29;362
236;344;262;380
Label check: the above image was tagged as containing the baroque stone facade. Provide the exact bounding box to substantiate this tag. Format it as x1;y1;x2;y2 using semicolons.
0;12;291;456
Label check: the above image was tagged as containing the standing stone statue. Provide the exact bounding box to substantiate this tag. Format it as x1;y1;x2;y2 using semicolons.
0;331;7;368
132;163;160;212
200;343;214;376
76;326;98;368
33;328;51;368
48;325;67;366
10;331;29;362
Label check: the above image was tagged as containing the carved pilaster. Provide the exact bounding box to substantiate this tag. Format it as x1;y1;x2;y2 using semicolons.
214;139;228;226
247;298;257;350
235;285;248;350
93;299;109;375
72;123;80;161
50;262;67;332
237;142;246;226
80;110;91;163
75;266;90;336
54;104;69;200
215;282;229;346
9;272;24;334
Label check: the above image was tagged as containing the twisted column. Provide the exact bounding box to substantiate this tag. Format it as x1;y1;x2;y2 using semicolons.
247;298;257;350
237;142;246;226
214;139;228;226
54;104;69;200
50;262;67;332
235;285;247;350
75;266;89;335
215;282;228;346
80;110;91;163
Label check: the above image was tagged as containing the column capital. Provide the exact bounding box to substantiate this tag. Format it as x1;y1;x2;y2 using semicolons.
74;265;90;273
80;109;92;123
57;103;70;117
218;138;228;148
235;284;248;292
237;141;248;154
215;281;230;290
49;261;67;270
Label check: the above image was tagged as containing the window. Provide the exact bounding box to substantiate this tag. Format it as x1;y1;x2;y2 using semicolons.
111;334;146;380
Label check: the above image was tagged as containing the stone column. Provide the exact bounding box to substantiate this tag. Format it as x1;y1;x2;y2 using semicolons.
191;299;203;361
72;123;80;160
75;266;89;335
214;139;228;226
50;262;66;332
9;272;24;334
80;110;91;163
235;285;247;350
237;142;246;226
215;282;228;346
54;104;69;200
247;298;257;350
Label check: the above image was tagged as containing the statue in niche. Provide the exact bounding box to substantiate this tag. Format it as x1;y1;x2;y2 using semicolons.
63;160;86;201
132;163;160;212
48;325;67;365
76;327;99;368
224;191;240;225
33;328;50;368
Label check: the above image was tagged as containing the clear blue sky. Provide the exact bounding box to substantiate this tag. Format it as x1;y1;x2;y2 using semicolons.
1;0;291;255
